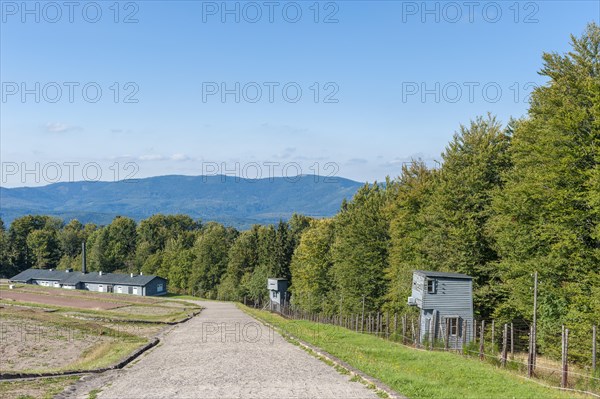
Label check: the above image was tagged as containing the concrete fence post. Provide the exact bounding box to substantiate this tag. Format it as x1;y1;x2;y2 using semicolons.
592;324;597;375
462;319;467;354
561;325;569;388
491;319;495;352
479;320;485;360
444;318;450;351
501;323;508;367
510;322;514;360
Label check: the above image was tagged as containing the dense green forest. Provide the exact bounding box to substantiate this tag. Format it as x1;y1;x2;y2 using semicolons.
1;24;598;361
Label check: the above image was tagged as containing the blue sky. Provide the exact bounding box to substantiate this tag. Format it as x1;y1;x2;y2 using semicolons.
1;0;598;187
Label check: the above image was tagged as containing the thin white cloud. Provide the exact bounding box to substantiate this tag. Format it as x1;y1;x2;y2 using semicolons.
171;153;191;161
139;154;167;161
259;123;308;136
293;155;329;161
273;147;297;159
137;154;192;162
347;158;368;165
44;122;82;133
110;128;135;134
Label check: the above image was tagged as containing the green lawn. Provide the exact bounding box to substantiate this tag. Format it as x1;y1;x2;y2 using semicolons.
241;305;584;399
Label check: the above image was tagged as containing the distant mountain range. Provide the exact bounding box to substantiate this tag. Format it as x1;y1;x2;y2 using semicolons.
0;175;364;229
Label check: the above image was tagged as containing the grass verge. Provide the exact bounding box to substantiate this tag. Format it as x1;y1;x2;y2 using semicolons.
0;376;79;399
241;305;587;399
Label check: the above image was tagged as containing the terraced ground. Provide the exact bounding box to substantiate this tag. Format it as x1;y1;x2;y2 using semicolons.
0;283;201;398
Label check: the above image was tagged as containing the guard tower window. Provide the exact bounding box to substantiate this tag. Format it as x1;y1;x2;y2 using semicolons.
449;317;459;335
427;279;437;294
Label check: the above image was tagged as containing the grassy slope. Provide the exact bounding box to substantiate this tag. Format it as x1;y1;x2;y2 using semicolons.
242;306;583;399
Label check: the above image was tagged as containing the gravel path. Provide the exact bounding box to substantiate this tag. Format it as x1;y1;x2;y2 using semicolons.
94;301;379;399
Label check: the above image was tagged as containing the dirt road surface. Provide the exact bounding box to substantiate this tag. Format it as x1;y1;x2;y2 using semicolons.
93;301;379;399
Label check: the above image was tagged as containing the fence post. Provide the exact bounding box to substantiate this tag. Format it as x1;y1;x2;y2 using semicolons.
532;272;538;370
373;313;375;335
372;313;375;334
410;316;421;346
386;312;390;339
416;313;421;346
510;322;514;360
501;323;508;367
444;318;450;350
491;319;495;352
401;315;406;344
527;325;536;378
371;313;375;335
593;324;597;375
462;319;467;354
361;296;365;333
374;313;378;336
479;320;485;360
430;312;436;350
561;325;569;388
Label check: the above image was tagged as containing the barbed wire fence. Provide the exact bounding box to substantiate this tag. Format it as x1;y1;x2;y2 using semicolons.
261;301;600;397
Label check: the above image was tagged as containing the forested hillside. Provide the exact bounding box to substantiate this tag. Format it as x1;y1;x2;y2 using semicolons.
0;175;362;229
1;23;598;364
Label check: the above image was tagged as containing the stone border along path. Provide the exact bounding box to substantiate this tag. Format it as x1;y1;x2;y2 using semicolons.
63;301;385;399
